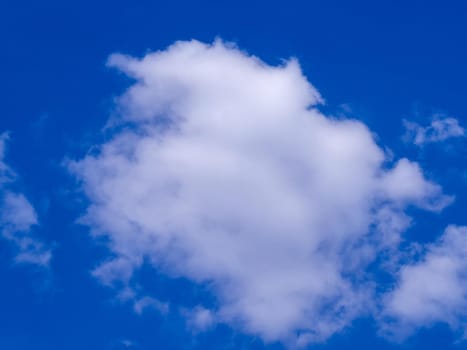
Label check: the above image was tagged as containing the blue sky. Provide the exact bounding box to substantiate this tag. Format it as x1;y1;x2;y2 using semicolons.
1;1;467;349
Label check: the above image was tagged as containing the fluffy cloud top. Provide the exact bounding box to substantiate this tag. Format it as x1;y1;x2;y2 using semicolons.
70;40;451;344
383;225;467;338
0;133;51;267
403;117;464;146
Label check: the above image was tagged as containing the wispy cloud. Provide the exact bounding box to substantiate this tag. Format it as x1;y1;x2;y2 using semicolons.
183;306;216;333
403;116;464;146
133;296;169;315
0;133;51;267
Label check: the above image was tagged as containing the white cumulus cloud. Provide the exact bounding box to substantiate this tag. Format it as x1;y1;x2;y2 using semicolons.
0;133;51;267
69;40;451;344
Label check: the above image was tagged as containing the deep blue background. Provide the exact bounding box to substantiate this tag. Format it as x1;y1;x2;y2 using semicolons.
1;1;467;349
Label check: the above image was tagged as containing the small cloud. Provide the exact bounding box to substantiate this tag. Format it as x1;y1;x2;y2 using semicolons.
110;339;138;349
133;296;169;315
183;306;216;333
403;116;464;146
382;225;467;340
0;134;51;268
120;339;135;348
13;236;52;267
